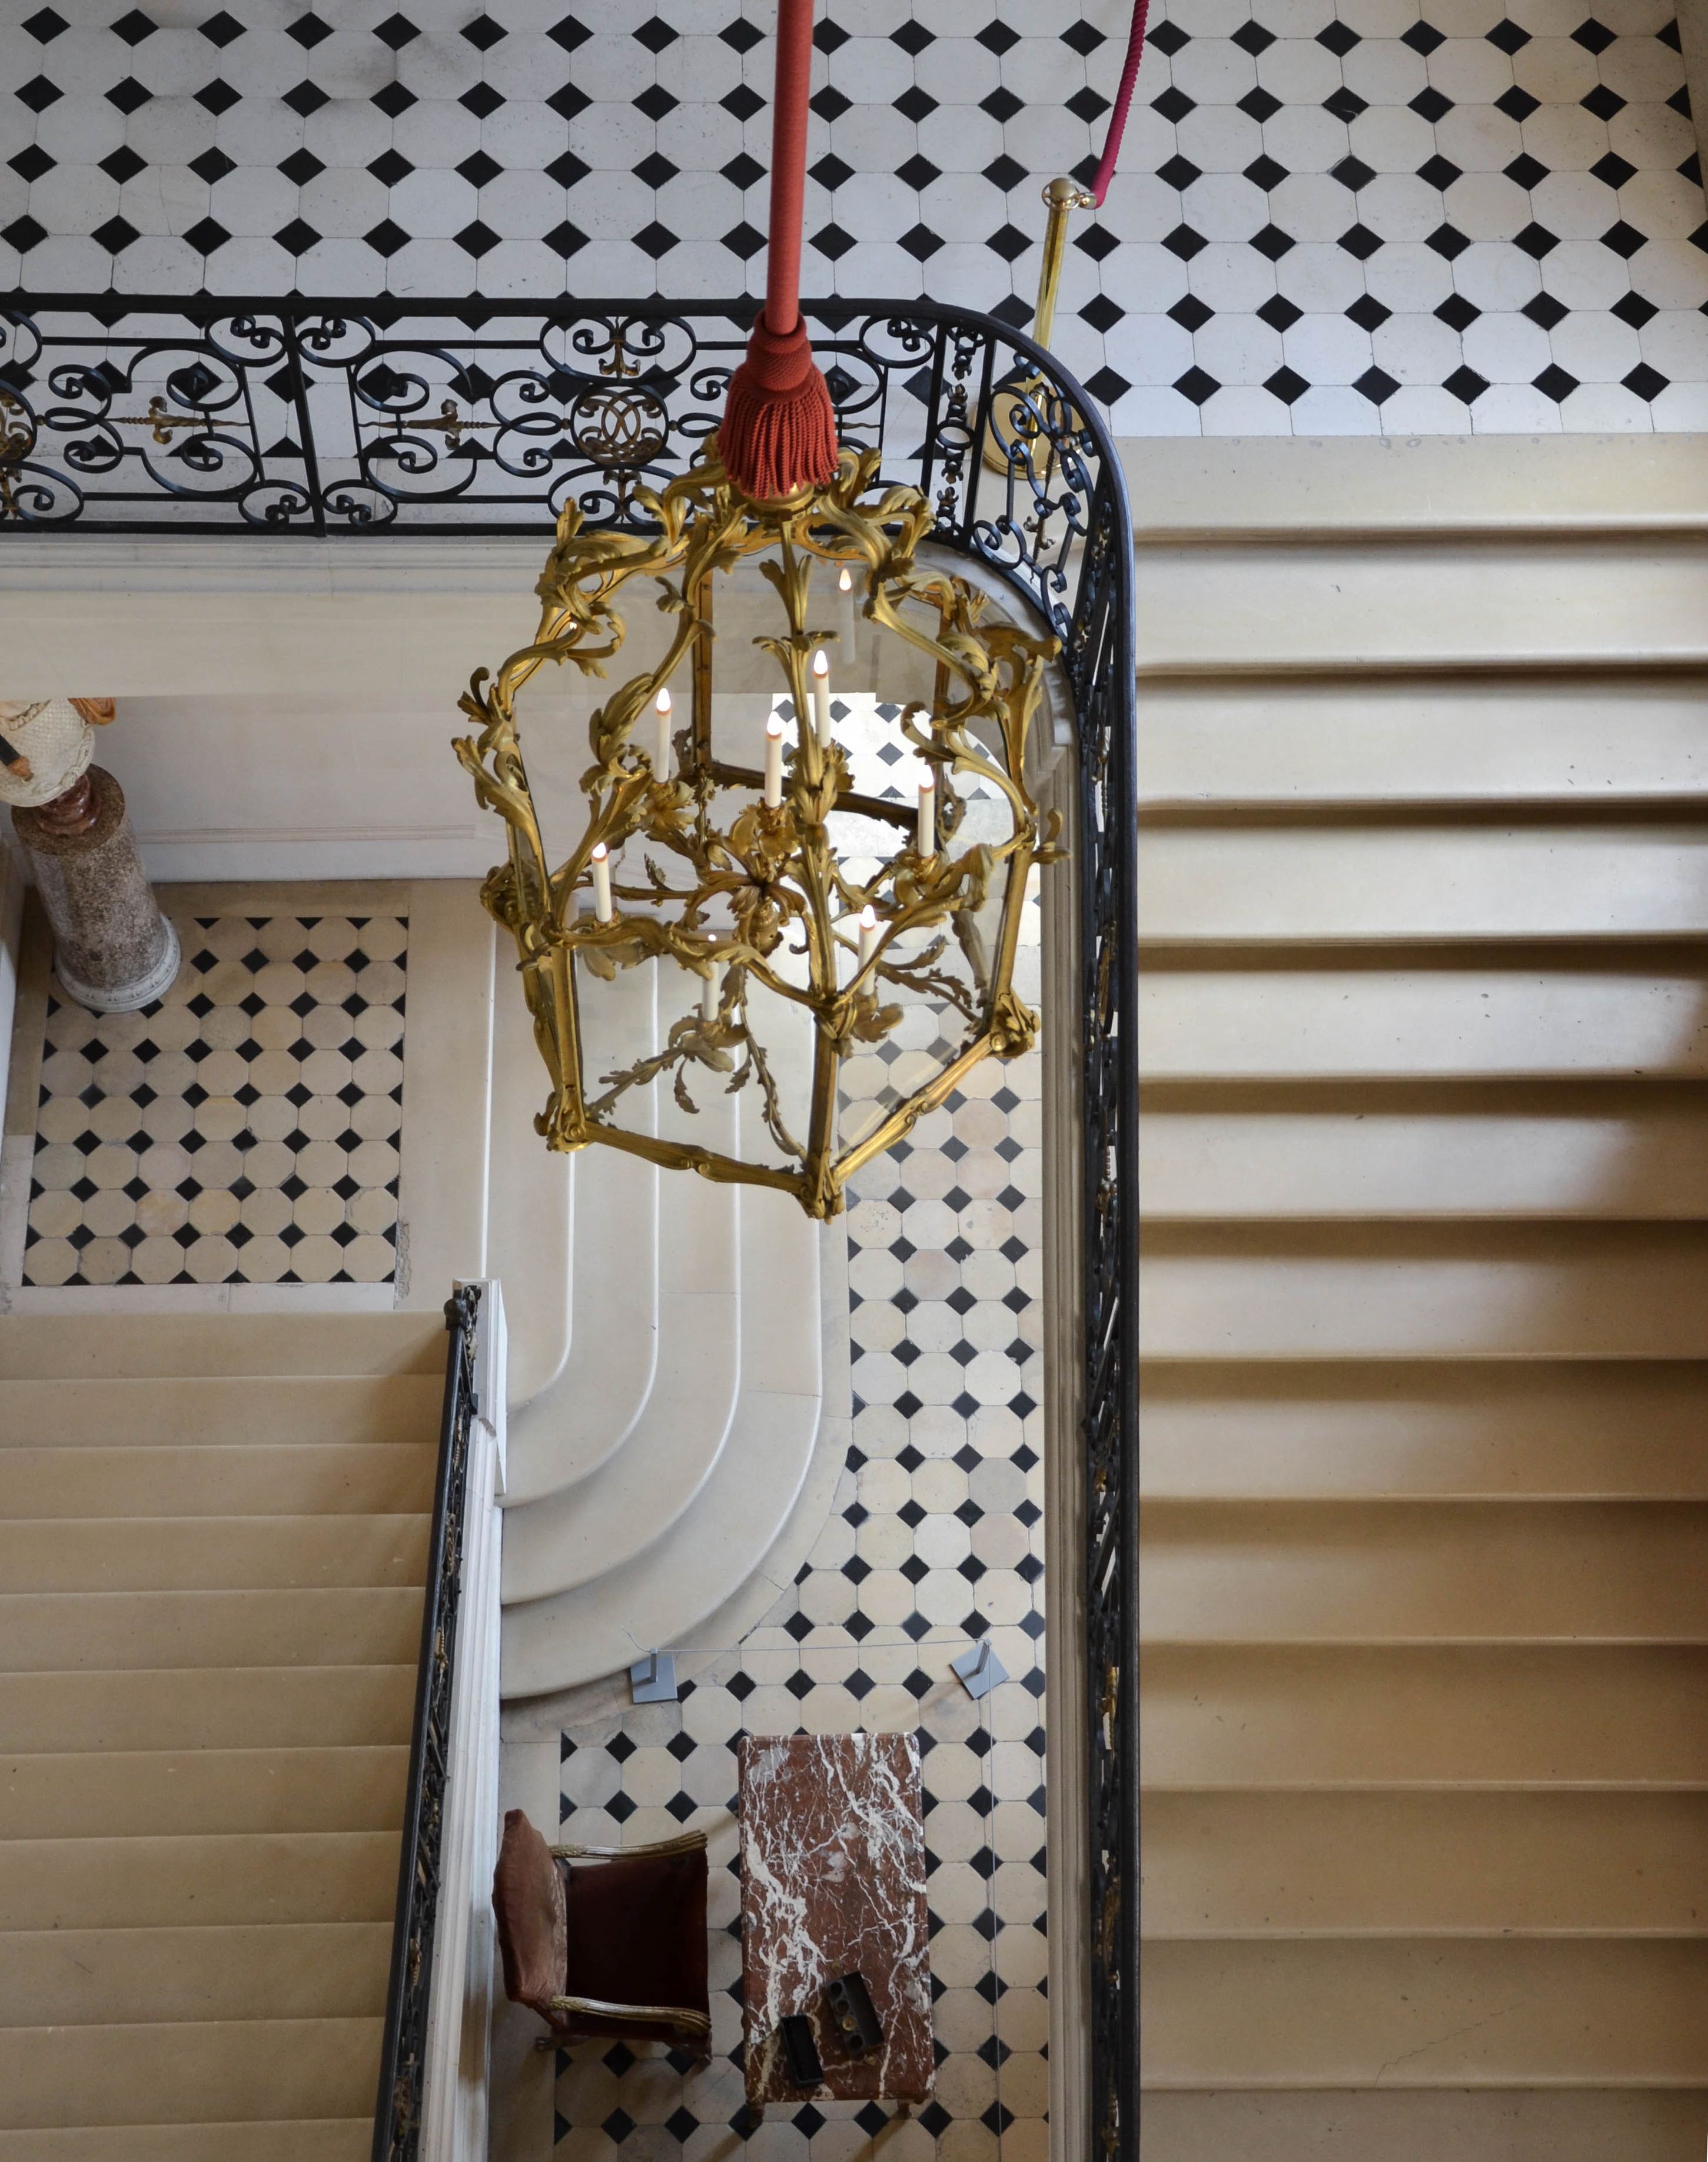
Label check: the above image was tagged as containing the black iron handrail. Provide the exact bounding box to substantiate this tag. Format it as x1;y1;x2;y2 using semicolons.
0;292;1137;2154
373;1283;481;2162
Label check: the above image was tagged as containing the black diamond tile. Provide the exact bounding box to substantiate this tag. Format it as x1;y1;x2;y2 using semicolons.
278;147;325;187
1487;15;1531;50
720;15;762;52
1411;85;1454;121
273;217;320;257
723;81;764;120
1153;86;1197;123
184;215;229;255
1318;19;1361;53
1514;220;1559;259
1163;223;1207;261
810;150;855;192
1534;361;1580;402
1174;364;1220;406
1169;293;1215;332
108;76;152;113
629;217;674;259
1580;82;1625;118
1354;364;1400;404
1232;18;1275;54
810;82;851;121
373;81;416;117
1148;17;1190;54
1265;365;1308;405
200;9;244;45
1420;153;1464;191
1611;289;1658;329
1259;293;1303;332
1238;85;1282;122
374;11;418;49
1573;14;1616;51
12;144;57;183
1067;84;1110;122
286;10;331;47
1081;293;1125;333
368;148;414;188
983;151;1026;192
1402;18;1445;51
1624;360;1668;400
984;221;1029;262
1438;291;1483;331
1426;221;1471;260
1331;154;1375;192
1245;154;1288;191
458;149;503;189
112;7;157;43
720;219;765;259
1666;84;1691;117
1518;290;1566;330
21;8;67;41
893;16;935;52
1338;222;1383;261
283;80;329;116
1158;154;1202;192
1345;293;1391;331
463;81;506;117
545;148;589;190
1601;219;1646;260
188;145;235;187
1064;16;1107;55
92;214;140;253
897;152;941;192
978;84;1021;122
16;75;61;112
1444;363;1490;403
1325;85;1368;121
1592;151;1637;190
1251;222;1294;261
462;11;506;49
1503;152;1548;190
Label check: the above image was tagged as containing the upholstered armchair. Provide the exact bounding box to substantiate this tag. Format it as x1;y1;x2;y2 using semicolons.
491;1807;711;2050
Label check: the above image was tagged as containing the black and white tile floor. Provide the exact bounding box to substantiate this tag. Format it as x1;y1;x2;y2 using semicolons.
1;0;1703;433
14;909;406;1288
549;1043;1049;2158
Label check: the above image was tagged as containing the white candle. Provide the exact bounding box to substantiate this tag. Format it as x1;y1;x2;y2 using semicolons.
810;648;831;748
654;686;672;774
858;903;879;969
838;564;857;659
764;711;785;808
916;768;935;857
700;969;719;1023
590;840;613;922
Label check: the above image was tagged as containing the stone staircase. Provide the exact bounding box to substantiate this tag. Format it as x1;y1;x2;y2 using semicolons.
0;1311;446;2161
486;935;844;1708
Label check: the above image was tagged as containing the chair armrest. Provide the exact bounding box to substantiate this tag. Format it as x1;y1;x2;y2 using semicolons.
550;1830;708;1860
547;1994;712;2038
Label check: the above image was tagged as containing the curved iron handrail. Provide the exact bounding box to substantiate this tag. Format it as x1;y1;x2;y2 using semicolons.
0;293;1137;2156
373;1284;481;2162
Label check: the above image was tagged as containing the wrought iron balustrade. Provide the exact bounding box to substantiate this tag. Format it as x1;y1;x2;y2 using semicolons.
0;290;1137;2155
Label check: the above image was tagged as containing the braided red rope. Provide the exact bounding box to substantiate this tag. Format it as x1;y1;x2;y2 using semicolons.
1091;0;1148;208
718;0;839;500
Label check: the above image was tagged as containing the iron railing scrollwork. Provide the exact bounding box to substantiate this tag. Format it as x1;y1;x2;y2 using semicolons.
0;291;1137;2154
373;1283;481;2162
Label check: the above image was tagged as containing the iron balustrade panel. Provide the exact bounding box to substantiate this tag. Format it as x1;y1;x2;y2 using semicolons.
0;290;1137;2156
374;1283;480;2162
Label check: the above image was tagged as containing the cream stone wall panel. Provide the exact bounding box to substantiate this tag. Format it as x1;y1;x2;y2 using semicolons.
1144;1788;1708;1932
1139;1360;1708;1497
1141;1939;1708;2087
1143;1499;1708;1640
1143;1643;1708;1788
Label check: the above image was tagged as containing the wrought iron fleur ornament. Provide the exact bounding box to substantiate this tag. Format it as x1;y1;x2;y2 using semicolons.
455;440;1063;1220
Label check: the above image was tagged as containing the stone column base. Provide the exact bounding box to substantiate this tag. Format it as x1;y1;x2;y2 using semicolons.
11;766;181;1014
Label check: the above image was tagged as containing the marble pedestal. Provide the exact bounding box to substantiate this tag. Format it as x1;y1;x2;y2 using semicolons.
11;766;180;1012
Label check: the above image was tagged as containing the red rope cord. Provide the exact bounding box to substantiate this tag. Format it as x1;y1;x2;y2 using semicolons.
1090;0;1148;208
762;0;815;336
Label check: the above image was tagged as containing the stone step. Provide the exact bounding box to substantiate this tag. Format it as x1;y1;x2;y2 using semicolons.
0;1747;408;1838
0;1922;391;2026
0;1443;439;1517
0;2020;384;2130
0;1665;416;1753
0;1516;428;1592
0;1589;423;1672
0;1831;399;1931
0;1376;443;1450
0;2124;371;2161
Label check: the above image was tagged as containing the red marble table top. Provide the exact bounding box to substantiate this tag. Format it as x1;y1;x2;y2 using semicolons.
738;1732;933;2107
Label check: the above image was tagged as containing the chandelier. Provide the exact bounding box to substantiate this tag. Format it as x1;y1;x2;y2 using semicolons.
453;441;1063;1219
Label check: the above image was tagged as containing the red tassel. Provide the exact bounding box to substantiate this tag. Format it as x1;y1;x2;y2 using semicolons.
719;316;839;502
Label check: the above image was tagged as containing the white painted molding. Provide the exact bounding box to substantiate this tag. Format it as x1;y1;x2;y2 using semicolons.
421;1277;507;2162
